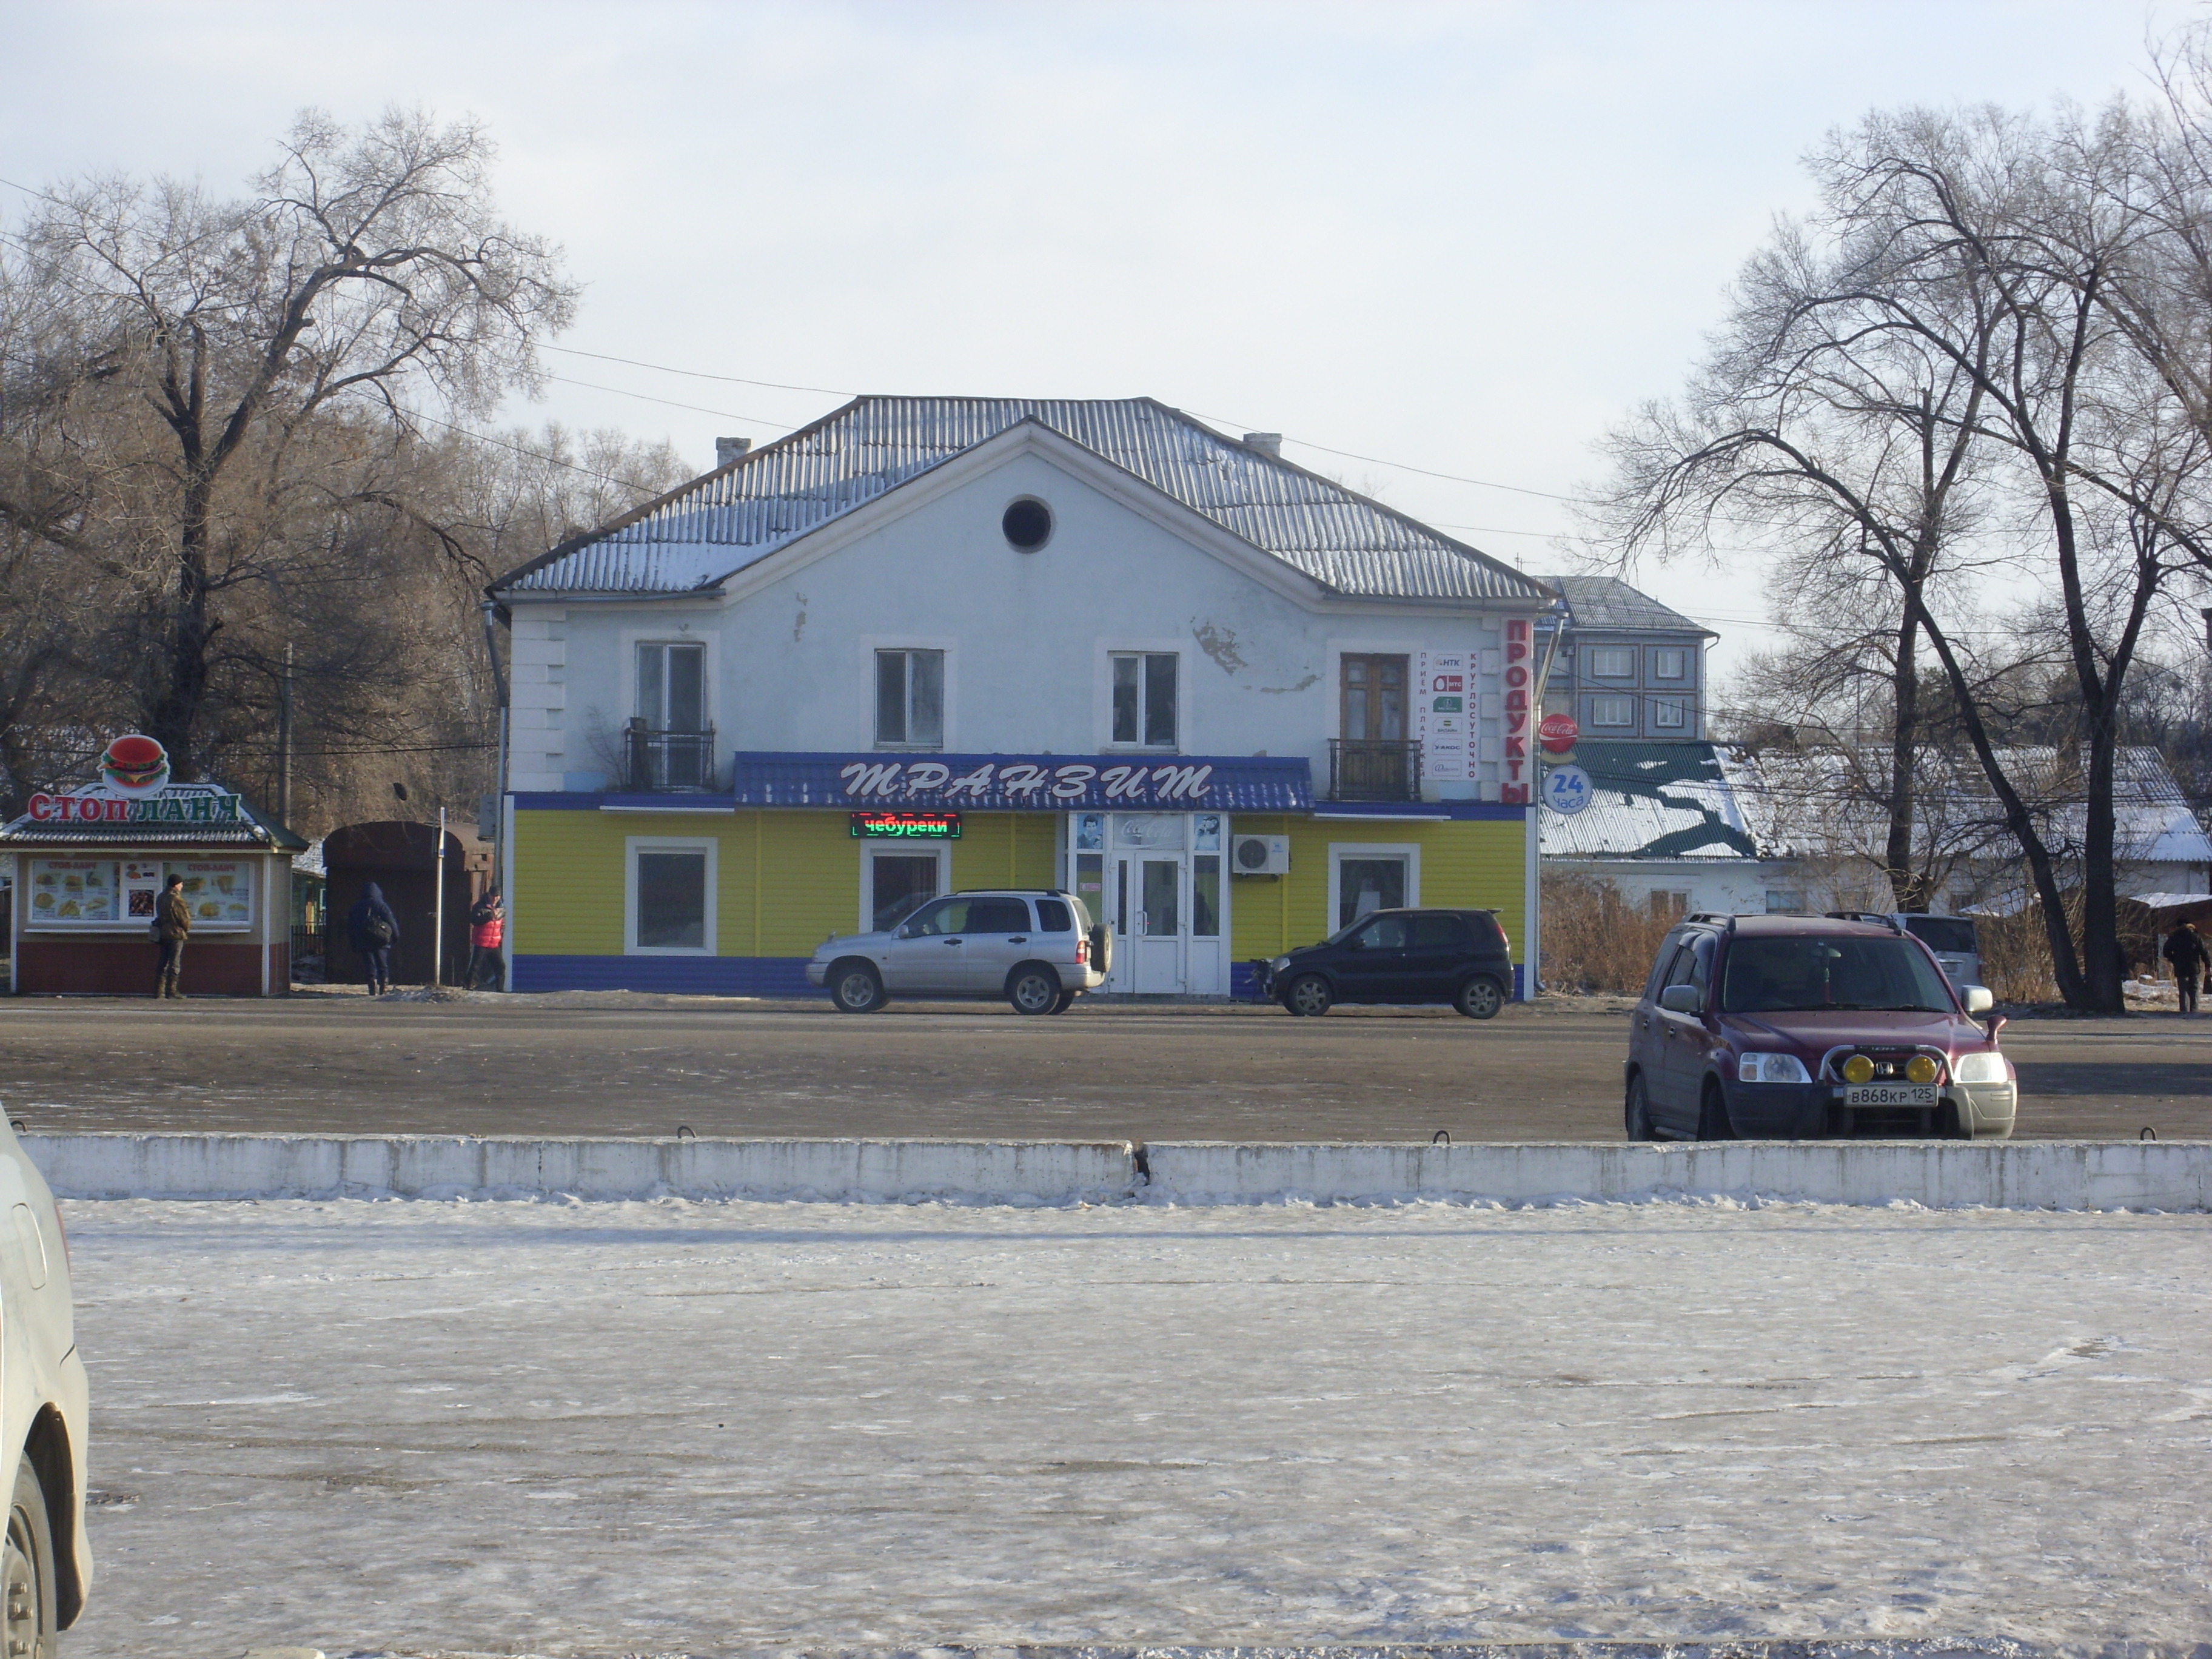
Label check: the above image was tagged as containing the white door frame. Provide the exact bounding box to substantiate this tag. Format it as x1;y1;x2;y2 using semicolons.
858;839;951;933
1327;842;1421;934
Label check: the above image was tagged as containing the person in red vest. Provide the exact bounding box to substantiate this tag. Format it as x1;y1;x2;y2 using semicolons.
466;888;505;991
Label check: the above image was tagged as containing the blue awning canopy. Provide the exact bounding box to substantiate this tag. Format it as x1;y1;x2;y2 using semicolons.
731;752;1313;812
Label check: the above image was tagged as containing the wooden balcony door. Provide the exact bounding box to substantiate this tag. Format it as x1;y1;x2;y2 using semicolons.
1341;655;1408;740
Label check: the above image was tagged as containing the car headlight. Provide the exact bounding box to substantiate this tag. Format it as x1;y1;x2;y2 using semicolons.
1737;1051;1811;1084
1271;956;1292;973
1952;1050;2010;1085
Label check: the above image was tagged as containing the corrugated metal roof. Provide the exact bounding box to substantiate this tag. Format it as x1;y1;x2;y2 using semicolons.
493;398;1558;605
0;801;306;851
1538;574;1717;636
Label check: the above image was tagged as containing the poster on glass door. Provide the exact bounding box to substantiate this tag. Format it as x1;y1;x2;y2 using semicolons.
1415;651;1478;782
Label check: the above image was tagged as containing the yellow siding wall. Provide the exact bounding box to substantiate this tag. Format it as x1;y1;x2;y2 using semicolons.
950;812;1058;893
512;809;1062;958
514;807;1521;965
1225;815;1527;965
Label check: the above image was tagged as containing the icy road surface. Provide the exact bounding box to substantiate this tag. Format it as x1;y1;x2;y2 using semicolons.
59;1197;2212;1657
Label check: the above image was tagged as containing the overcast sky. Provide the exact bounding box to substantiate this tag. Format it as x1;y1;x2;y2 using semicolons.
0;1;2181;676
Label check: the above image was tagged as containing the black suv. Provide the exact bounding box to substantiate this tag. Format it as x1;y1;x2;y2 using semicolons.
1255;908;1512;1018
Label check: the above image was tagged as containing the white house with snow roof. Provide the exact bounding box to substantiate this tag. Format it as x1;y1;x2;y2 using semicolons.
486;397;1564;998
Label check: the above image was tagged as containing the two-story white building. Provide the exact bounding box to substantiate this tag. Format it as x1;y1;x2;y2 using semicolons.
486;397;1561;998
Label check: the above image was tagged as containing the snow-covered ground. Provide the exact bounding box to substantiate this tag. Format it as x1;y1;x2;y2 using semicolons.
57;1196;2212;1657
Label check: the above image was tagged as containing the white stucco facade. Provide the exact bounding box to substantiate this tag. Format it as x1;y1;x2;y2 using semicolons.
504;429;1526;796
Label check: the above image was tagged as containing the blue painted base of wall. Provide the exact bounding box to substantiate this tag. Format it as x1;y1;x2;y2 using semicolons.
1228;962;1528;1002
512;956;1528;1002
512;955;823;997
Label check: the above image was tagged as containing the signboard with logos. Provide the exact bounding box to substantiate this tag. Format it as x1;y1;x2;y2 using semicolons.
1414;651;1478;784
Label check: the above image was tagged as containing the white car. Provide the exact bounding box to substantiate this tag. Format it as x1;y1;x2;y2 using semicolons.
806;890;1110;1014
0;1121;92;1655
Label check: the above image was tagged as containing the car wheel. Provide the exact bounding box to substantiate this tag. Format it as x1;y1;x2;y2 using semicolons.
1008;965;1061;1016
1285;974;1333;1017
3;1456;55;1659
1454;975;1505;1020
828;962;886;1014
1049;991;1078;1015
1625;1073;1658;1141
1695;1081;1737;1141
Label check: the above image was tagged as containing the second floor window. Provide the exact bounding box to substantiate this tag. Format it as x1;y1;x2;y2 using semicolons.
1111;652;1178;746
1591;694;1634;727
637;642;706;731
1653;646;1689;680
876;649;945;747
1653;697;1687;729
1587;646;1634;679
1341;654;1408;741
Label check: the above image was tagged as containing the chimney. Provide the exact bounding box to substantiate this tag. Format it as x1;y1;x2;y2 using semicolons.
1243;432;1282;458
715;436;752;468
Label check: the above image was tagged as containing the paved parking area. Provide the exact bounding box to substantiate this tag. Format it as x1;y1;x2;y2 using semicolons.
61;1196;2212;1657
0;991;2205;1142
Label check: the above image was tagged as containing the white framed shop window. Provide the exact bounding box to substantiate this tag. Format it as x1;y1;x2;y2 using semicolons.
625;837;717;955
859;839;950;933
1327;842;1421;932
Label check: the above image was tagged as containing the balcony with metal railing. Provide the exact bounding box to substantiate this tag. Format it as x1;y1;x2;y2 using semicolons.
1327;739;1422;802
624;722;719;793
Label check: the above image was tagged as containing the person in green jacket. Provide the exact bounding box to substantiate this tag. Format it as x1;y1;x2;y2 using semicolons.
154;874;191;999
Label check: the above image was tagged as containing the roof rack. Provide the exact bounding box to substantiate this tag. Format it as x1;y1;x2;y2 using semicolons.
1684;913;1739;931
1825;910;1905;933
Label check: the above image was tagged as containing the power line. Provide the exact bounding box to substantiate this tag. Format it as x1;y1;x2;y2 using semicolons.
543;374;788;428
540;344;852;398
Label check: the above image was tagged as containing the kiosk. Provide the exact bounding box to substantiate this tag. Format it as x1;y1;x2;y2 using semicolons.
0;736;307;996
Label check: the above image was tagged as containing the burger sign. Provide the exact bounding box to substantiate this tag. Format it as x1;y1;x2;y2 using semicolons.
21;735;244;825
101;734;170;793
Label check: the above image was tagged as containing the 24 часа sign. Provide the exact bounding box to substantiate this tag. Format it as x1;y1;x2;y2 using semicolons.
732;753;1315;813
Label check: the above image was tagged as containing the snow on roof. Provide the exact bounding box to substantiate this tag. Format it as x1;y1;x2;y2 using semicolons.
1540;740;1774;863
492;398;1559;606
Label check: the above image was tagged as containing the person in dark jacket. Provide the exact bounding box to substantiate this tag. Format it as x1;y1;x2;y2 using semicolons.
153;874;191;999
347;882;401;996
2162;920;2210;1014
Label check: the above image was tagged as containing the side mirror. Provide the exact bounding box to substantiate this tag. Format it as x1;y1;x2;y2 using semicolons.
1962;985;1995;1016
1658;983;1703;1015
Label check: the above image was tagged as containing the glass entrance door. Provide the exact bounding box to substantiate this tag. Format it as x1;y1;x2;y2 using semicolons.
1081;813;1232;996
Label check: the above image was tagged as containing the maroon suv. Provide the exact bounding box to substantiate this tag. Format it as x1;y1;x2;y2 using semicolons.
1625;913;2017;1141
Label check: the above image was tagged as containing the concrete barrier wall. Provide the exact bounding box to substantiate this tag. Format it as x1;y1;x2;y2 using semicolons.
13;1133;2210;1211
17;1134;1135;1205
1139;1139;2212;1211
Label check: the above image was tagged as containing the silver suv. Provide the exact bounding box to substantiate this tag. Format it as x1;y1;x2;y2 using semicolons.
807;890;1110;1014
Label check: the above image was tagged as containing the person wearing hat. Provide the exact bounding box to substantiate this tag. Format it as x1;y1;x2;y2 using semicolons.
2162;919;2210;1014
153;873;191;999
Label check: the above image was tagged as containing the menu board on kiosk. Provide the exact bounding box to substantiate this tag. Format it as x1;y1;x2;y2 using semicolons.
164;860;252;928
21;857;252;930
24;859;120;926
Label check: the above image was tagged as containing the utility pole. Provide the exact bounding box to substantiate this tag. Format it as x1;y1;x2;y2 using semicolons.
276;642;293;824
432;806;446;989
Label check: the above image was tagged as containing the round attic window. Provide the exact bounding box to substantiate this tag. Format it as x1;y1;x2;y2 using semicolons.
1002;497;1053;551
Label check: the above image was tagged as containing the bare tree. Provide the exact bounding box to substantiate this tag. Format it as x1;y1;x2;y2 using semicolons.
0;108;577;780
1600;96;2212;1010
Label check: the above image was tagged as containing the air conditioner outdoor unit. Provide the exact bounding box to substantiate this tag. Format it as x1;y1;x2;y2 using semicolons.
1232;834;1289;875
